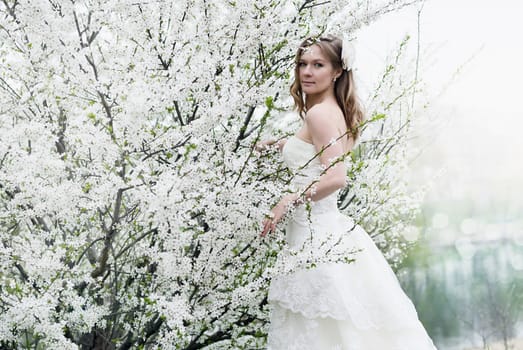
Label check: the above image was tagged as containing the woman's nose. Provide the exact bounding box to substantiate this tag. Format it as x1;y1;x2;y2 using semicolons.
303;65;312;75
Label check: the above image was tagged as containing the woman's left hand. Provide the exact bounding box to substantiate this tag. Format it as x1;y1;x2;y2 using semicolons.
260;193;298;237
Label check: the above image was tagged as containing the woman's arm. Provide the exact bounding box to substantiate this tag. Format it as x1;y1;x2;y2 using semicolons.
260;106;350;237
297;105;349;202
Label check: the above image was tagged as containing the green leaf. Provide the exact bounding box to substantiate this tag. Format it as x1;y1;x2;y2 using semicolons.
370;113;386;122
82;182;91;193
265;96;274;110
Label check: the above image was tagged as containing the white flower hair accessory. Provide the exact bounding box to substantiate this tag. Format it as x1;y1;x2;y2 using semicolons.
341;38;355;71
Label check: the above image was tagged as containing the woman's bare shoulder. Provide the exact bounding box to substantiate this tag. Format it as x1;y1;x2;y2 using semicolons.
305;102;343;128
305;106;340;141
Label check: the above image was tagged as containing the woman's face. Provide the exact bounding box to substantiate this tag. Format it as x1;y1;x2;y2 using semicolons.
298;44;338;96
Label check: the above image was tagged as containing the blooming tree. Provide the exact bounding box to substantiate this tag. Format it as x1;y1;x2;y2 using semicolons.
0;0;420;349
339;36;427;267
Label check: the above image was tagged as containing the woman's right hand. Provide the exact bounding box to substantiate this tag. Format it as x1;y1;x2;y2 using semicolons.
260;193;299;237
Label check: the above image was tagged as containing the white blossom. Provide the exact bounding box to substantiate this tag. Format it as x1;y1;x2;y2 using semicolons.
0;0;423;348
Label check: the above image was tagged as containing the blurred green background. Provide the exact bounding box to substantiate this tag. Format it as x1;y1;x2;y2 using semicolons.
356;1;523;348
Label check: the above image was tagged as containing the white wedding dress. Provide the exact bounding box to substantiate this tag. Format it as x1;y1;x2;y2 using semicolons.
267;135;437;350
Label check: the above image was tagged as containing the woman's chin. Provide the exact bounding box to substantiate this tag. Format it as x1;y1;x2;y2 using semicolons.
301;86;317;94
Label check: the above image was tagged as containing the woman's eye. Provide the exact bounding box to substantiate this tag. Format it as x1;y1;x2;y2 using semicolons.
298;62;323;68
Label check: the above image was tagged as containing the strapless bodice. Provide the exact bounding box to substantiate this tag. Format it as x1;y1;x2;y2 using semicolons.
282;135;320;170
282;136;339;224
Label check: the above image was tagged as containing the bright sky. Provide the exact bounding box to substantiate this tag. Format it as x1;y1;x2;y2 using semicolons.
355;0;523;205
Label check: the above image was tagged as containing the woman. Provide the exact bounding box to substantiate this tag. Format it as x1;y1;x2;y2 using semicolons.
259;36;437;349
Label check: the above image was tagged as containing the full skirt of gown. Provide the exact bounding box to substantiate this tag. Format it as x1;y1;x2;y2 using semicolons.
266;136;437;350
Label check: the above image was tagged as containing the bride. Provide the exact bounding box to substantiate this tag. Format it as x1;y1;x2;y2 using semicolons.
258;35;437;349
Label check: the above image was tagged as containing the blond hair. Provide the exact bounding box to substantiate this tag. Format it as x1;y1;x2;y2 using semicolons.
290;35;365;140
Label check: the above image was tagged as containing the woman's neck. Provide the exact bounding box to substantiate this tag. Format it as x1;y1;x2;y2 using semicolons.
305;90;336;110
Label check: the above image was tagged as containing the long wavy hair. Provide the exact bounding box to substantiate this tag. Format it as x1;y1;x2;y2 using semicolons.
290;35;365;140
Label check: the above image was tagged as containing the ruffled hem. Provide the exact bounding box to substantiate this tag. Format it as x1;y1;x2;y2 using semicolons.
269;293;351;321
268;263;422;331
267;303;438;350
